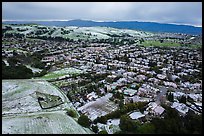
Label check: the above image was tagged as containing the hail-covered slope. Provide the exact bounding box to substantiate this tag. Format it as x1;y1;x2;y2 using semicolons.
2;79;93;134
2;24;154;40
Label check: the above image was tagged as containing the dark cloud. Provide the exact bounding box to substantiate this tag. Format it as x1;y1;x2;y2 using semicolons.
2;2;202;26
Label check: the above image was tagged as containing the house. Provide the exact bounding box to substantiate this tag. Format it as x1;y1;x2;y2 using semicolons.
171;102;189;116
87;92;98;101
135;75;147;82
157;74;166;80
42;56;56;62
123;88;137;96
145;102;165;116
128;111;145;120
163;81;177;88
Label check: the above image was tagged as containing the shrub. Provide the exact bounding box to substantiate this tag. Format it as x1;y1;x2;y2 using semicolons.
78;114;91;128
119;114;139;132
65;108;77;118
91;125;99;133
98;130;108;134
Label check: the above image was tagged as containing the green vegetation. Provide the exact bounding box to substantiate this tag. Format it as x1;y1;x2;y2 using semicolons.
119;114;139;132
94;102;148;124
2;51;48;79
142;40;181;47
40;68;83;80
91;125;99;133
65;108;78;118
137;123;155;134
166;92;174;102
151;106;202;134
177;95;187;104
98;130;108;134
2;60;33;79
78;114;92;128
142;40;201;49
116;105;202;134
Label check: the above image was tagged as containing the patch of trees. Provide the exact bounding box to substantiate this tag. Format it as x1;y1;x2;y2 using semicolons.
91;125;99;133
28;52;46;70
4;33;25;38
119;114;139;133
2;26;13;35
112;91;124;100
150;66;162;74
78;114;92;128
139;38;145;44
2;60;33;79
114;53;130;63
116;105;202;134
166;92;174;102
148;61;157;67
65;108;78;118
2;51;49;79
151;106;202;134
177;95;187;104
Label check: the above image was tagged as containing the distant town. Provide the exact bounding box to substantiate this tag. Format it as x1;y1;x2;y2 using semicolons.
2;23;202;134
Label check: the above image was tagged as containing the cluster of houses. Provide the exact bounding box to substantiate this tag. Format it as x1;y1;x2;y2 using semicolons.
2;34;202;133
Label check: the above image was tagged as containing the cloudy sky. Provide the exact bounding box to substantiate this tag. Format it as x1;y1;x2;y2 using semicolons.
2;2;202;27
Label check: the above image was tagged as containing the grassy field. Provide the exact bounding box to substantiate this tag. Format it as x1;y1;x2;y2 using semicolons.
39;68;83;80
2;79;93;134
142;40;181;47
2;111;93;134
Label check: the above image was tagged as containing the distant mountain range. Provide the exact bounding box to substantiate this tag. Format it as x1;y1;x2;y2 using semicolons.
2;19;202;35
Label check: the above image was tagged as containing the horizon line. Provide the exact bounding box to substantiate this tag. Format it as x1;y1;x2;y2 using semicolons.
2;19;202;28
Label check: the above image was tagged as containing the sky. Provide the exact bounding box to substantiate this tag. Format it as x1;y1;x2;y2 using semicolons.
2;2;202;27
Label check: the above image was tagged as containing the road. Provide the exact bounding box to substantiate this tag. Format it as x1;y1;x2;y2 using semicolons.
156;86;168;104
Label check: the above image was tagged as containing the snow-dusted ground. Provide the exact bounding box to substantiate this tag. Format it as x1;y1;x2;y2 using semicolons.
3;59;9;66
77;93;118;121
2;111;93;134
2;79;93;134
25;65;43;73
3;24;154;40
40;67;83;80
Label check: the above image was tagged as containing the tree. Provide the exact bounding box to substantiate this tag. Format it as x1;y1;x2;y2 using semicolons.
184;110;202;133
31;60;46;69
98;130;108;134
96;116;107;124
160;39;164;43
7;57;20;66
91;125;99;133
119;99;124;109
119;115;138;132
175;78;180;83
66;108;77;118
148;61;157;67
151;66;162;74
78;114;91;128
137;123;155;134
178;95;186;104
139;38;144;44
166;92;174;102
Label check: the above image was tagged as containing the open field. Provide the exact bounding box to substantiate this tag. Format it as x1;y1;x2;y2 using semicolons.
142;40;181;47
2;79;93;134
39;68;83;80
2;111;93;134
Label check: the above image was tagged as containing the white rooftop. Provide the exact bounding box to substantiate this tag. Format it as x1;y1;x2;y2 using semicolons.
129;111;145;120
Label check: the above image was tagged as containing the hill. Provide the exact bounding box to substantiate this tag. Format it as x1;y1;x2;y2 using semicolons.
2;79;93;134
3;19;202;35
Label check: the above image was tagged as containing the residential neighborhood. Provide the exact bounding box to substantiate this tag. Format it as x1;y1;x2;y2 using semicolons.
2;24;202;134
